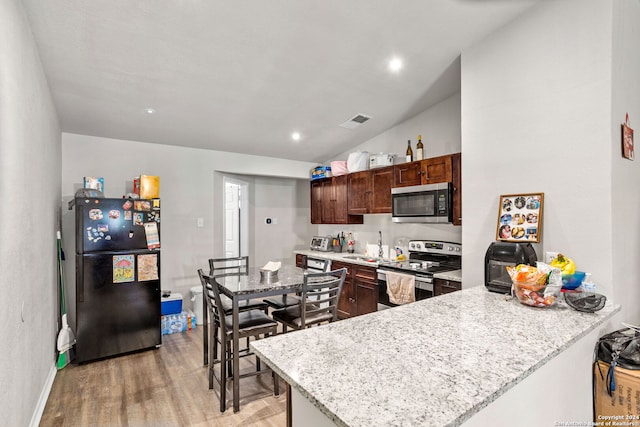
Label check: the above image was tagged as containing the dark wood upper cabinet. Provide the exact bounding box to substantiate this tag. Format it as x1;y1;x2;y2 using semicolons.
310;180;323;224
423;154;453;184
310;176;363;225
347;171;370;215
369;167;393;213
312;153;461;225
347;166;393;215
394;161;423;188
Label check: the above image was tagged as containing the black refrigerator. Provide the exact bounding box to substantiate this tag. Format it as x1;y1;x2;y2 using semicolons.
73;197;161;363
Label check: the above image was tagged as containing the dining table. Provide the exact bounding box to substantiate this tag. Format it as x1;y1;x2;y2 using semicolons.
213;264;308;413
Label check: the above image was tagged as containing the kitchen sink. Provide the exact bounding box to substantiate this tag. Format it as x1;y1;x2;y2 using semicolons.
342;255;379;263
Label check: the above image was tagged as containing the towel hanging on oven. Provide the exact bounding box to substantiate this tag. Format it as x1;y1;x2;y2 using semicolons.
385;271;416;305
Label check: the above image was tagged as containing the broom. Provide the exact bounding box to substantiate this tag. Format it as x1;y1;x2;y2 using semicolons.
56;231;75;369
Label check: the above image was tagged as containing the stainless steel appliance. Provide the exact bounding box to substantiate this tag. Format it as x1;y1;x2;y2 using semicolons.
306;256;331;272
369;153;396;168
391;183;453;223
377;240;461;309
310;235;332;252
484;241;537;294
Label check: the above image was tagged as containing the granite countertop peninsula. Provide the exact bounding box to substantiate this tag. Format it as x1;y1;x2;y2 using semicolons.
251;285;620;427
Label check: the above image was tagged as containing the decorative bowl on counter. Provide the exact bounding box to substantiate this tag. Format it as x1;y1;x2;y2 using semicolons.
564;292;606;312
561;271;586;290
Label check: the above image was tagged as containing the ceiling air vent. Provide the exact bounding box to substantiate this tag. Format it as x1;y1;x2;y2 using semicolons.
339;114;372;129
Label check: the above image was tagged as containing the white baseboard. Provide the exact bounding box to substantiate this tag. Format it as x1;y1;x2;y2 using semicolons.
29;363;56;427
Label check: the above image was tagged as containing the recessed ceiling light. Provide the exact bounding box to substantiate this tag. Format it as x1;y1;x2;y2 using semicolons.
291;132;301;141
144;108;156;114
388;57;403;72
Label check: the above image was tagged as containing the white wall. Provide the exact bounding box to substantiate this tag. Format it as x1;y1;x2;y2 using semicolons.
461;0;615;293
0;0;61;424
319;94;462;254
61;133;317;301
611;0;640;325
250;177;314;267
460;0;639;422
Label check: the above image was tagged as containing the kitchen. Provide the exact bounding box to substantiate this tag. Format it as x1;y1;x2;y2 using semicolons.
3;0;640;426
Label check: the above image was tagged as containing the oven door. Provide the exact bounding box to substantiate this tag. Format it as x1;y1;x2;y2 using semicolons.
376;270;433;309
391;182;453;224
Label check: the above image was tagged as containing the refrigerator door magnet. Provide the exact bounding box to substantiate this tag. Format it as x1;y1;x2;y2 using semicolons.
113;255;135;283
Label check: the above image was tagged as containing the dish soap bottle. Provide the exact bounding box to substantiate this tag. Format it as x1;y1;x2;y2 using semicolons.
416;134;424;160
347;232;355;253
405;140;413;162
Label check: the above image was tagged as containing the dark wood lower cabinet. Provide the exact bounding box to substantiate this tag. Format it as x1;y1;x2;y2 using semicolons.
334;261;355;319
294;256;378;319
336;261;377;319
353;265;377;315
433;278;461;296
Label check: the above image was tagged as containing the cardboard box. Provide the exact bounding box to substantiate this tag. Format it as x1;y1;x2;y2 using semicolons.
139;175;160;199
161;292;182;315
594;360;640;419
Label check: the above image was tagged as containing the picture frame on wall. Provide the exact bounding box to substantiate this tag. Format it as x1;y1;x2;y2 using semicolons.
496;193;544;243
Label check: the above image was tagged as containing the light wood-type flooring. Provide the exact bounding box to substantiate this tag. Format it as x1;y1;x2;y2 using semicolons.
40;328;286;426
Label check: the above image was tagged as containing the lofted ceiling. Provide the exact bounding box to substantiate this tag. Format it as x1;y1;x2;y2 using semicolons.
21;0;536;163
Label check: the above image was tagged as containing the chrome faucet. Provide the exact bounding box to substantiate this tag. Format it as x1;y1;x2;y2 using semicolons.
378;230;383;259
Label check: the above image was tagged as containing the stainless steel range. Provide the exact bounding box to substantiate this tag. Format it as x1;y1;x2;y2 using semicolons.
376;240;462;308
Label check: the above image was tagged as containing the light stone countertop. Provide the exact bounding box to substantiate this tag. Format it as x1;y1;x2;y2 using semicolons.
251;285;620;427
294;249;383;267
433;269;462;281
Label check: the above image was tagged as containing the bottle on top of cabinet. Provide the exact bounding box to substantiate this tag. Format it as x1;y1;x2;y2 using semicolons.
416;134;424;160
405;140;413;162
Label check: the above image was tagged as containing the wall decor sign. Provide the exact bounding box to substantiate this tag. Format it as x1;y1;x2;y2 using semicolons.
496;193;544;243
622;113;634;160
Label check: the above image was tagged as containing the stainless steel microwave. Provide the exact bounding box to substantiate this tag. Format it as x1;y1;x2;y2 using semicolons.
391;182;453;223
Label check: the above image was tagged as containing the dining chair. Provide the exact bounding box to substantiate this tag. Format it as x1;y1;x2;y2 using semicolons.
200;270;279;412
271;267;347;333
201;257;269;366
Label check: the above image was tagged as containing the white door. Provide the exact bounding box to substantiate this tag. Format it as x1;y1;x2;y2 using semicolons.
224;182;240;258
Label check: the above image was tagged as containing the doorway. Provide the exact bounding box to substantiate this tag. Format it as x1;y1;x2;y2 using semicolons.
223;177;249;258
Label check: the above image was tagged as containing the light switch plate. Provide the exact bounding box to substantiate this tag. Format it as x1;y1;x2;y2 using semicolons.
545;251;558;263
196;218;204;228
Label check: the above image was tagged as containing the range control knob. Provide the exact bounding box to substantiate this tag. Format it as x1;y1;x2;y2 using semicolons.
448;246;453;251
455;247;461;252
415;243;422;250
409;242;416;250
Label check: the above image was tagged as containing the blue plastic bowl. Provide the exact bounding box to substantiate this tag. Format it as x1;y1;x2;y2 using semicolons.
562;271;586;290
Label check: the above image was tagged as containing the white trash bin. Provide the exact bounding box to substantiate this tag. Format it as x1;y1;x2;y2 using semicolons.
190;286;204;325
